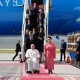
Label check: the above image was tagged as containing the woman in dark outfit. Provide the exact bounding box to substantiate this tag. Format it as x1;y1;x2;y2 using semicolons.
38;27;45;63
25;29;29;38
37;14;44;25
33;28;38;39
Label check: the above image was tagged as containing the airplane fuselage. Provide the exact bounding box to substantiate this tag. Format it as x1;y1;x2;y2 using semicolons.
0;0;80;35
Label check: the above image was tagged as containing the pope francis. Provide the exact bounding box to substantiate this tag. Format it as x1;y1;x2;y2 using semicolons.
25;44;40;74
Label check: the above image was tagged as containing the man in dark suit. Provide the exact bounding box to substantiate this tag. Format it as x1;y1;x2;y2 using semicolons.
60;39;67;62
32;3;39;25
37;15;44;25
24;31;36;52
37;21;44;31
12;40;21;61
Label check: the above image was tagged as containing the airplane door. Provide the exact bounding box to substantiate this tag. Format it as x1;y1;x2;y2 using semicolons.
31;0;43;5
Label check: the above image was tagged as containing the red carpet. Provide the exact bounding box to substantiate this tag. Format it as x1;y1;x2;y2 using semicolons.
21;64;64;80
28;65;49;76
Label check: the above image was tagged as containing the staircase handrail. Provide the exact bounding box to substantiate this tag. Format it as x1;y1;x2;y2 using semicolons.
21;0;28;60
44;0;49;44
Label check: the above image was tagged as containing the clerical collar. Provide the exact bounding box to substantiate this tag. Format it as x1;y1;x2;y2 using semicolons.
32;49;35;50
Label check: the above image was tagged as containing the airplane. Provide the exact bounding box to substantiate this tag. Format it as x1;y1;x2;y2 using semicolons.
0;0;80;36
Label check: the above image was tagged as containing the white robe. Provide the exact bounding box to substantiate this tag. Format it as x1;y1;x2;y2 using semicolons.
25;49;40;71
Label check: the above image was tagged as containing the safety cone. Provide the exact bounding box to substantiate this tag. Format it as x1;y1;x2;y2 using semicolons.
66;55;71;63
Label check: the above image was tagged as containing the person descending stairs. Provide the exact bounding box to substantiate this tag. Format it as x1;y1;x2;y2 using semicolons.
23;3;45;63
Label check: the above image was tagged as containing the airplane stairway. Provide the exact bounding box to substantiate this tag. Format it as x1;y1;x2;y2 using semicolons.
21;0;50;62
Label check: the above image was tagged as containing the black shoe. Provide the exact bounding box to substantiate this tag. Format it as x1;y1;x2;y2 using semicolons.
39;61;41;63
33;70;39;74
36;70;40;74
20;60;23;63
30;71;32;74
60;60;62;61
33;70;37;74
20;59;23;63
38;71;40;74
27;71;30;74
33;71;36;74
27;71;32;74
12;59;14;61
48;70;50;74
50;71;53;74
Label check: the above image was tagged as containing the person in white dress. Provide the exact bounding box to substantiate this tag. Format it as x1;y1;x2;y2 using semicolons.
25;44;40;74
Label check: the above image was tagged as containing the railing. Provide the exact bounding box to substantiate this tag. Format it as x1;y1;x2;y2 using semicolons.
21;0;28;61
21;0;50;60
44;0;49;44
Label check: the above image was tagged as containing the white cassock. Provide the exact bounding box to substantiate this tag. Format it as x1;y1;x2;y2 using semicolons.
26;49;40;71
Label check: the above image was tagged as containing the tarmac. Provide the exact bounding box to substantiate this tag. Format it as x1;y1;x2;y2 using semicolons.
0;54;80;78
0;36;67;49
0;36;80;80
